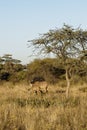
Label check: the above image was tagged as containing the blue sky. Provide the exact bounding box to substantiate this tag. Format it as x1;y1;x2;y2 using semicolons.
0;0;87;64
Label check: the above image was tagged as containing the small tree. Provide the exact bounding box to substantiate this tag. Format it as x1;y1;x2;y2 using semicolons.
28;24;87;97
0;54;24;82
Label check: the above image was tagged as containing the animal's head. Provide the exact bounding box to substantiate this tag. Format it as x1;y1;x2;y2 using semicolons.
30;79;34;84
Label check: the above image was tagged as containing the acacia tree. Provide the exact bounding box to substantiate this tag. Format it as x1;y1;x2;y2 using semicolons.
28;24;87;97
0;54;24;82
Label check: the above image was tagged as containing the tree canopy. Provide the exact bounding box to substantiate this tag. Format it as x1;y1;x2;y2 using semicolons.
28;24;87;60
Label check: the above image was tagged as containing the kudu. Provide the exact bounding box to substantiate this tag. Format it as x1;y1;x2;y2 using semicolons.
28;77;48;94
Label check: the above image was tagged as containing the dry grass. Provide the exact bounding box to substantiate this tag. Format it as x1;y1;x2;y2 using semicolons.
0;82;87;130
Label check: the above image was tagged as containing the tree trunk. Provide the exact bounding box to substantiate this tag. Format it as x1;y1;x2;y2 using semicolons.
65;68;70;98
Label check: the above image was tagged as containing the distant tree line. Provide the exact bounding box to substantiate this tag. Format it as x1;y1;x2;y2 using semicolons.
0;54;87;86
0;54;26;84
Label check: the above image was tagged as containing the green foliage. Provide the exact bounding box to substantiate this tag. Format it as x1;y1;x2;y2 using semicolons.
0;54;27;83
27;58;65;84
0;70;10;81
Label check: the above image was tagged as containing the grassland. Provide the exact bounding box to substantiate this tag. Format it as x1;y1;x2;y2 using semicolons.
0;82;87;130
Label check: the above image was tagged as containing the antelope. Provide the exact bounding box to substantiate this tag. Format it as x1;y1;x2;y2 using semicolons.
28;78;48;94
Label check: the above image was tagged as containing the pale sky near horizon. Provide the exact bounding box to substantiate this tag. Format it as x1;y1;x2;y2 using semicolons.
0;0;87;64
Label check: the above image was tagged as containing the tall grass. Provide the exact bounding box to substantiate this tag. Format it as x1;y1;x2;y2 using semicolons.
0;82;87;130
